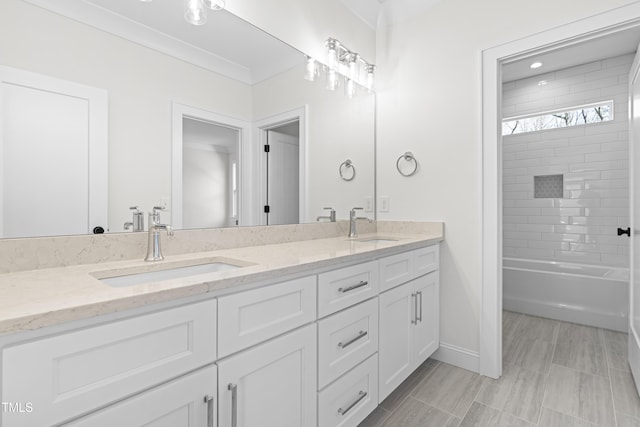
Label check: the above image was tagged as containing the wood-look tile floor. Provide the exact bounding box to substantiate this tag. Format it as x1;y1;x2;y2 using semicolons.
358;311;640;427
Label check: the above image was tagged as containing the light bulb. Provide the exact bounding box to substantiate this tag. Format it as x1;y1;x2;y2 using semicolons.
326;68;339;91
185;0;207;25
304;56;318;82
204;0;225;10
348;54;360;81
366;64;375;93
345;78;356;98
326;39;339;70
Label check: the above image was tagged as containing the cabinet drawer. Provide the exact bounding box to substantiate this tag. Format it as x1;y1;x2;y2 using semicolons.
218;276;316;358
2;300;216;427
65;365;217;427
415;245;439;277
318;261;378;317
379;245;439;292
379;251;414;292
318;354;378;427
318;298;378;389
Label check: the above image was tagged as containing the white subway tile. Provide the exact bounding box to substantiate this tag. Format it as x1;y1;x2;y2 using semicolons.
502;105;517;116
503;224;516;231
504;231;542;240
515;148;555;159
530;139;570;150
619;245;629;256
570;133;618;146
569;160;620;172
515;247;555;258
504;207;541;216
539;126;586;139
514;72;558;88
503;81;516;91
507;158;543;169
504;133;542;144
503;167;524;176
600;141;629;153
515;199;554;208
503;200;515;208
529;165;569;175
540;207;583;217
502;152;516;161
602;54;634;69
503;247;517;256
584;121;627;135
503;191;530;200
584;150;628;162
570;76;619;93
553;224;591;234
555;144;600;156
544;154;585;165
503;183;531;192
598;189;629;198
555;61;601;79
503;141;531;152
555;199;600;208
584;180;627;190
529;216;569;225
569;216;618;226
529;240;571;251
565;183;584;191
585;207;628;217
503;215;529;224
516;223;554;233
515;175;532;184
564;171;601;181
602;198;628;208
585;234;628;245
601;169;628;179
541;232;583;242
504;239;528;248
503;176;516;184
555;89;602;106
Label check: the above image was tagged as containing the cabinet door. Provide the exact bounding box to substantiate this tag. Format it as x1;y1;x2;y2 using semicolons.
378;282;413;401
412;272;439;366
65;365;217;427
218;324;317;427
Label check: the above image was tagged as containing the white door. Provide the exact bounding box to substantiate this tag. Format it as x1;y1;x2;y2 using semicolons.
217;324;317;427
629;46;640;392
64;366;216;427
266;129;299;225
0;66;107;237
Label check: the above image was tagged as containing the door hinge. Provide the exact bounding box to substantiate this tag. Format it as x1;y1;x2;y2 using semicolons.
264;144;270;153
264;205;270;213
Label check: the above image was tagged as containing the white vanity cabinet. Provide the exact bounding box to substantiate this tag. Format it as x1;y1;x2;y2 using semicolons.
217;324;317;427
378;269;440;401
1;300;217;427
64;365;217;427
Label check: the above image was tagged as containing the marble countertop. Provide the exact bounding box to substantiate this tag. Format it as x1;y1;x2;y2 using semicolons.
0;231;443;336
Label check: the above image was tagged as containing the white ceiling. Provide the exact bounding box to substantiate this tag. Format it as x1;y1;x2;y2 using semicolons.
340;0;445;29
502;27;640;82
25;0;303;84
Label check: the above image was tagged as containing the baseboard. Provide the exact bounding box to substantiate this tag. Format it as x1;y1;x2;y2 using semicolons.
432;342;480;373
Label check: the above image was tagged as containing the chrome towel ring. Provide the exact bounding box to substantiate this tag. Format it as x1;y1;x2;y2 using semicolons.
396;152;418;177
339;159;356;181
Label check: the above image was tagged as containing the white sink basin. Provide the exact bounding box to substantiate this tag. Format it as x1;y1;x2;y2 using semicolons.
97;260;244;287
354;237;399;244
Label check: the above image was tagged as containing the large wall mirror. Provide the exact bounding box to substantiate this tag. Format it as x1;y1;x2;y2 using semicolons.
0;0;375;238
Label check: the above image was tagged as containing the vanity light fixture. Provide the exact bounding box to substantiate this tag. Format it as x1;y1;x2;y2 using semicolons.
530;61;543;69
304;56;319;82
311;38;375;97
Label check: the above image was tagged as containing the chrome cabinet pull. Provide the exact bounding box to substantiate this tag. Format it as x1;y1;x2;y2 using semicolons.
417;291;423;323
338;330;368;349
338;280;368;293
228;383;238;427
338;390;367;416
411;293;417;324
204;395;214;427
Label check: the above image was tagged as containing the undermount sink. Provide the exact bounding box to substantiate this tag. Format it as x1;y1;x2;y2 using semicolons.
354;237;399;244
96;259;247;287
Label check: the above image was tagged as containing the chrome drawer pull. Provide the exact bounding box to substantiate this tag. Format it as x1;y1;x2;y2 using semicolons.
417;291;423;323
338;390;367;416
338;330;368;349
411;293;417;324
338;280;368;293
228;383;238;427
204;395;214;427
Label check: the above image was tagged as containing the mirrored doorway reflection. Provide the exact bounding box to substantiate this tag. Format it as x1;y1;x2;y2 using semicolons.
264;121;300;226
182;118;240;229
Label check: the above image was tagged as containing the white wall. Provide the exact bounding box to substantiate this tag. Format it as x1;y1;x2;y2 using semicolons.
375;0;638;362
503;54;632;267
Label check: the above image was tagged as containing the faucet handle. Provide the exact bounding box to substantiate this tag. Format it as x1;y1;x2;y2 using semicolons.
152;206;166;213
129;205;140;211
323;207;334;210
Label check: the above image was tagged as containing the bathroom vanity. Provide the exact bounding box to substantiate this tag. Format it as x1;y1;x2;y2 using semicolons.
0;222;442;427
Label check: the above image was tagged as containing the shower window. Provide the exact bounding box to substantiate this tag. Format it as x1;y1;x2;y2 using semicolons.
502;100;613;135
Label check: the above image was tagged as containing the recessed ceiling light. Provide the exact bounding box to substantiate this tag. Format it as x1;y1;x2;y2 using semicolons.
530;61;543;69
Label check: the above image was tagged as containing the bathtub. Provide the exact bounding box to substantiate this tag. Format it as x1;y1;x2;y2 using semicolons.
503;258;629;332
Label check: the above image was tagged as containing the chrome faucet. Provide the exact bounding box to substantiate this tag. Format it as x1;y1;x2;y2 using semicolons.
317;207;336;222
145;206;173;262
124;206;144;232
349;207;371;238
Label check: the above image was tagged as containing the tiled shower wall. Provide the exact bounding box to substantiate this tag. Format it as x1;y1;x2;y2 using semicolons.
502;53;632;267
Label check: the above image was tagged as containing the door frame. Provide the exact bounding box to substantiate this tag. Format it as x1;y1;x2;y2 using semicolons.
481;4;640;378
171;102;252;228
254;106;308;226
